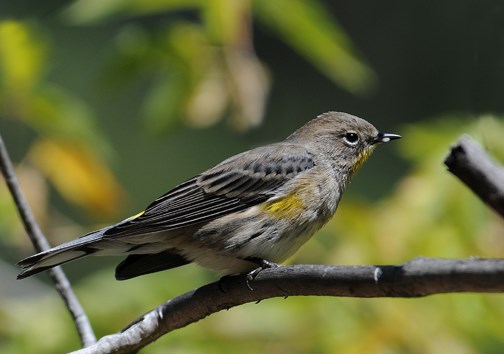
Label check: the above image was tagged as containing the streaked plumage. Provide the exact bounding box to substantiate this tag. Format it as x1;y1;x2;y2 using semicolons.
17;112;400;280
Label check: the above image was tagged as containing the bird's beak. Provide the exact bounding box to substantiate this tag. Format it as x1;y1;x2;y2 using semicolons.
374;132;402;144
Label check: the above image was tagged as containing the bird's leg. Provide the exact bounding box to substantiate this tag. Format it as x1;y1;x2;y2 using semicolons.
246;257;279;270
244;257;279;291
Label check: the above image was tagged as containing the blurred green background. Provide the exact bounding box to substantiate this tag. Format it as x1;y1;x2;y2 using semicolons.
1;1;504;353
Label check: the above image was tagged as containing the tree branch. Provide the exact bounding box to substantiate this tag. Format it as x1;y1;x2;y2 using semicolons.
0;133;96;347
444;134;504;218
71;257;504;354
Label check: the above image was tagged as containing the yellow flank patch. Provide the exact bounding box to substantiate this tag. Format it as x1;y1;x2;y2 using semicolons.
353;146;376;174
260;191;305;220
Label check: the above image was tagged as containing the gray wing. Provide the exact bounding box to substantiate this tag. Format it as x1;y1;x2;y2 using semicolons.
104;143;315;238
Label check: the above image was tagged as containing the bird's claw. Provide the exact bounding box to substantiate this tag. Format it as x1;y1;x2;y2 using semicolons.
244;258;279;291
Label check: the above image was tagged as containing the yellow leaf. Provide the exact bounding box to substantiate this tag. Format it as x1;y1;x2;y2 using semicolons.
0;20;46;95
28;138;125;218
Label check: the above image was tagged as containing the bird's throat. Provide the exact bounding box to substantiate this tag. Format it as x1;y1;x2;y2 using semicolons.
352;146;376;174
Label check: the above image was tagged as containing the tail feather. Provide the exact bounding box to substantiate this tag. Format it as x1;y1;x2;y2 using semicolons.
17;228;109;279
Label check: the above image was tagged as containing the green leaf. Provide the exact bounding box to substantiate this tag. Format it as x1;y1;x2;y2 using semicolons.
28;85;113;158
201;0;250;45
62;0;204;24
254;0;376;94
141;73;186;133
0;20;47;113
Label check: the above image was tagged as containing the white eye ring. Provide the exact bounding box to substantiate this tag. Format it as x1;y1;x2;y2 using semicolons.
343;132;359;145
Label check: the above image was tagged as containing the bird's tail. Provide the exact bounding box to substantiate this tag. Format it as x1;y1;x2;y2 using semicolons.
17;227;111;279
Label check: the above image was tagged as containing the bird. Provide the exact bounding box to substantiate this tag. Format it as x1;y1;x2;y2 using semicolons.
17;111;401;281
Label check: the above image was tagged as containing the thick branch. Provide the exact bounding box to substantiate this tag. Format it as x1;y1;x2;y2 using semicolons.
72;257;504;354
444;134;504;218
0;134;96;347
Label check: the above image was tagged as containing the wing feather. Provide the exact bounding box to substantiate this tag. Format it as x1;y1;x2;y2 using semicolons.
104;143;315;238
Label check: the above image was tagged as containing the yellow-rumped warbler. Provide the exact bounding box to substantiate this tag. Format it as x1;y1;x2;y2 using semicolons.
17;112;400;280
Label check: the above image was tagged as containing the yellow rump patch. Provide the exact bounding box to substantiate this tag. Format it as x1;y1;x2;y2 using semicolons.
125;211;145;221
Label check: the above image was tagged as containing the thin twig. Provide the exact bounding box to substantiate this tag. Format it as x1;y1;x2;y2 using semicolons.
444;134;504;218
0;133;96;347
72;257;504;354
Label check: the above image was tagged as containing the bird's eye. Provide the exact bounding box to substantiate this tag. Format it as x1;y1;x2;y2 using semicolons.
344;132;359;145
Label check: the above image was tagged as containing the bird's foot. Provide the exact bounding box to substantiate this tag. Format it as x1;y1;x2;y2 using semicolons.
244;257;279;291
